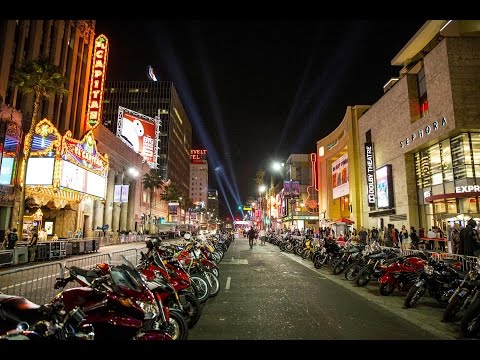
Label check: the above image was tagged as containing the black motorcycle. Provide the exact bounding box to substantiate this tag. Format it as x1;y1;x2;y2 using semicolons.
0;294;93;340
404;258;463;308
443;262;480;322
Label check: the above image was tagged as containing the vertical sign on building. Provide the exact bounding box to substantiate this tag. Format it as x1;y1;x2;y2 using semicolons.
86;34;109;130
364;142;376;206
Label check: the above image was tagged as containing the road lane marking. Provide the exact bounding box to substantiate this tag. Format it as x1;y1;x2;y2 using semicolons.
225;276;231;290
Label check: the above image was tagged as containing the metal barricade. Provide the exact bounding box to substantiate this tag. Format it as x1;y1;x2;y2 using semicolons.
111;249;139;266
0;262;64;304
64;253;112;271
429;252;478;272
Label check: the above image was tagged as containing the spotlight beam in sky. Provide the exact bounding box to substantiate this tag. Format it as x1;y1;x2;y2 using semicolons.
148;23;242;213
276;22;367;154
191;25;243;205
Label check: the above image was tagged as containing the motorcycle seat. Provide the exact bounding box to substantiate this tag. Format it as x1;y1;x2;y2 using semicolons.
69;266;100;283
0;295;44;324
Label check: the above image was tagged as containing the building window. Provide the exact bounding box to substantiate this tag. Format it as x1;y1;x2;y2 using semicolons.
418;67;428;117
415;133;480;190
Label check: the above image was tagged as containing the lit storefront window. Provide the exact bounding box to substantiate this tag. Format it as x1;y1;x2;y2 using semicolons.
415;132;480;189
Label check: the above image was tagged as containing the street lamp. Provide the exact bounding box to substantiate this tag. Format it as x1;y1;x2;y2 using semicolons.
268;162;285;230
258;184;266;229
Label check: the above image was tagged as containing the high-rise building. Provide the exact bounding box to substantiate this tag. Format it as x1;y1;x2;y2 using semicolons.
207;189;219;219
0;20;96;139
102;81;192;196
0;20;96;238
190;149;208;209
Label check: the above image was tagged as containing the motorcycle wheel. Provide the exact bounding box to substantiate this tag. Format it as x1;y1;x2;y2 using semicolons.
461;298;480;338
443;295;463;322
344;263;360;281
294;246;303;256
190;275;211;303
210;267;219;278
180;292;202;329
167;308;189;340
355;267;372;287
205;271;220;297
379;282;395;296
404;284;424;308
301;249;310;260
314;256;324;269
333;261;346;275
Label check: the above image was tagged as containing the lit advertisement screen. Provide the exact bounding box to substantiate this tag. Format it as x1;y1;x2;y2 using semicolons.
87;171;106;198
117;108;156;165
332;154;349;199
0;157;14;185
25;157;55;185
376;165;393;209
60;160;106;199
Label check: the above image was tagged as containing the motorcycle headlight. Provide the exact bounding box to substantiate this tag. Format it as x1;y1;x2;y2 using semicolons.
135;300;159;319
424;265;434;275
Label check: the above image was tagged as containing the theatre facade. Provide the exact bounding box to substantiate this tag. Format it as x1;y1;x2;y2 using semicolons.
357;20;480;234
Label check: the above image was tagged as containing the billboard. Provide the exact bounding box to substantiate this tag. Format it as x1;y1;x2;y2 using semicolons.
114;184;129;203
60;160;106;198
117;107;159;168
332;154;349;199
290;181;300;198
26;157;55;185
0;157;14;185
283;181;291;198
376;165;394;209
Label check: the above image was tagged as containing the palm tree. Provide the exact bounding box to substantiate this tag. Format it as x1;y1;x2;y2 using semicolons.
10;57;68;235
142;168;164;232
160;182;184;202
255;169;265;187
160;182;185;223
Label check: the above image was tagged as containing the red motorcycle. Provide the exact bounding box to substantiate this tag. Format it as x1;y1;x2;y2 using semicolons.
139;247;202;329
53;257;172;340
378;254;428;296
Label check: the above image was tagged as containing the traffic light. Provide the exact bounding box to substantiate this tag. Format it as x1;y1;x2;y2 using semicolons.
238;205;242;210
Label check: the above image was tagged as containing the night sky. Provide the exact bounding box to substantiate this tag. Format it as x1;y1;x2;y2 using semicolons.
94;19;427;218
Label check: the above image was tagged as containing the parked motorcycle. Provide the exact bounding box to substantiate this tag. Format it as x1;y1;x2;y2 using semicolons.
53;257;172;340
139;248;201;329
444;259;480;323
404;258;463;308
378;254;427;296
0;294;93;340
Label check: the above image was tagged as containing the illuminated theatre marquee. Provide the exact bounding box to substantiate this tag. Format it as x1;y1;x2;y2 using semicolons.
86;34;109;130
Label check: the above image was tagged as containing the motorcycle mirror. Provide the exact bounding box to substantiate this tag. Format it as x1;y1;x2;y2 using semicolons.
16;322;29;331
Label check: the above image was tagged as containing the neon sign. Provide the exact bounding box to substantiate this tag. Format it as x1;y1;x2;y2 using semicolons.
62;130;108;175
191;149;207;163
86;34;109;130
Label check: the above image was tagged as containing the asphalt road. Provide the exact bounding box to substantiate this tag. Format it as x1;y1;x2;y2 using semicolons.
0;236;462;340
188;237;460;340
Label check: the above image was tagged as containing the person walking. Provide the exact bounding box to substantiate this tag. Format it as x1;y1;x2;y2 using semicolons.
247;227;255;250
400;225;409;249
6;228;18;250
451;223;461;254
259;228;266;245
458;219;480;256
29;230;38;262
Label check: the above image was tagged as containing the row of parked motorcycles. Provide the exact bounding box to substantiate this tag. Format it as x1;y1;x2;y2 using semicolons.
268;233;480;339
0;232;232;340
